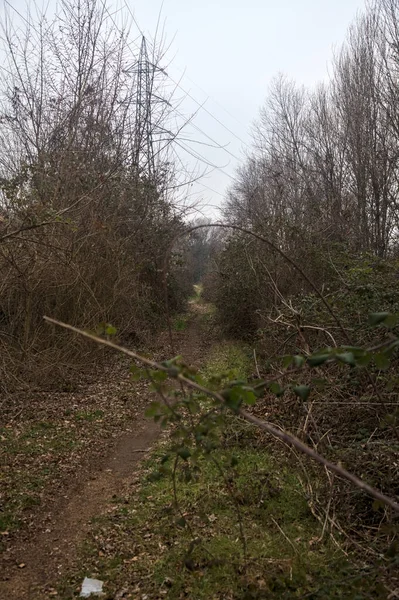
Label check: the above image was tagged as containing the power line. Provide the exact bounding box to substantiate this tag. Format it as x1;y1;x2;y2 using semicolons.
197;182;226;198
164;72;249;149
103;1;243;171
122;1;249;150
174;69;248;131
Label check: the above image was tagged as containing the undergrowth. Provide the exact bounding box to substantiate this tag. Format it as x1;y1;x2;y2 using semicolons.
57;327;396;599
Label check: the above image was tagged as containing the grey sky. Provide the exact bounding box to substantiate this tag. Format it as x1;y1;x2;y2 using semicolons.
3;0;367;217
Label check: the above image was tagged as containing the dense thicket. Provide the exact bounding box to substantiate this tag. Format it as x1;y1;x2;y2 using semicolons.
0;0;192;391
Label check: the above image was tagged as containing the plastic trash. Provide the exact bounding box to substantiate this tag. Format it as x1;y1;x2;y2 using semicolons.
80;577;104;597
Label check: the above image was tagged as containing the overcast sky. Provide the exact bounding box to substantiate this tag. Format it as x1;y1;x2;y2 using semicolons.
124;0;368;217
4;0;367;218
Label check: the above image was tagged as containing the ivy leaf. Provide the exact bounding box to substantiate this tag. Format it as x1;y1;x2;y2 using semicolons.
293;385;310;401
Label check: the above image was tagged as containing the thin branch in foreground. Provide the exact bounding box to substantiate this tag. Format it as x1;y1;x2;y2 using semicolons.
43;316;399;513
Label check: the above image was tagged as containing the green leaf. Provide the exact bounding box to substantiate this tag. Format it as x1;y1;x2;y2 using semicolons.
130;364;144;381
270;381;284;396
150;370;168;383
282;355;293;369
307;354;330;367
368;312;390;327
372;499;385;511
383;314;399;329
335;352;356;367
341;346;364;354
386;541;399;558
162;355;183;367
177;447;191;461
147;471;162;482
168;366;180;378
145;402;162;418
241;389;257;405
176;517;187;528
223;386;246;412
355;353;372;367
293;355;305;368
293;385;310;401
374;352;391;370
312;378;327;389
105;324;117;335
228;379;247;387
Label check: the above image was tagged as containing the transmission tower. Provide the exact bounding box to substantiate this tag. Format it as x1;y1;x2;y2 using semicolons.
130;36;165;182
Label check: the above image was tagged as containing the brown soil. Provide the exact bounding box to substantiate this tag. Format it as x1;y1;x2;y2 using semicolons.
0;421;160;599
0;303;208;599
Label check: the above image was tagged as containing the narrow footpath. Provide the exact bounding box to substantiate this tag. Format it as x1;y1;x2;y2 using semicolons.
1;300;209;600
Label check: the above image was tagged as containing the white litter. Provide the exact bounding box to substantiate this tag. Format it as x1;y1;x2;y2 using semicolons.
79;577;104;597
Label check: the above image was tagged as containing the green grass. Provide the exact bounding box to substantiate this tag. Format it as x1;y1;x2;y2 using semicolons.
74;409;105;422
57;341;392;599
58;437;389;599
202;341;253;382
173;316;188;331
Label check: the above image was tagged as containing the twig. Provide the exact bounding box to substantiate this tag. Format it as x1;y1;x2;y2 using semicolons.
271;517;297;554
240;408;399;512
253;348;261;378
319;469;335;541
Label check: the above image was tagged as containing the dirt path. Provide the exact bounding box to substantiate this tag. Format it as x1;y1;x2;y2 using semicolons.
0;304;207;599
0;422;160;599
